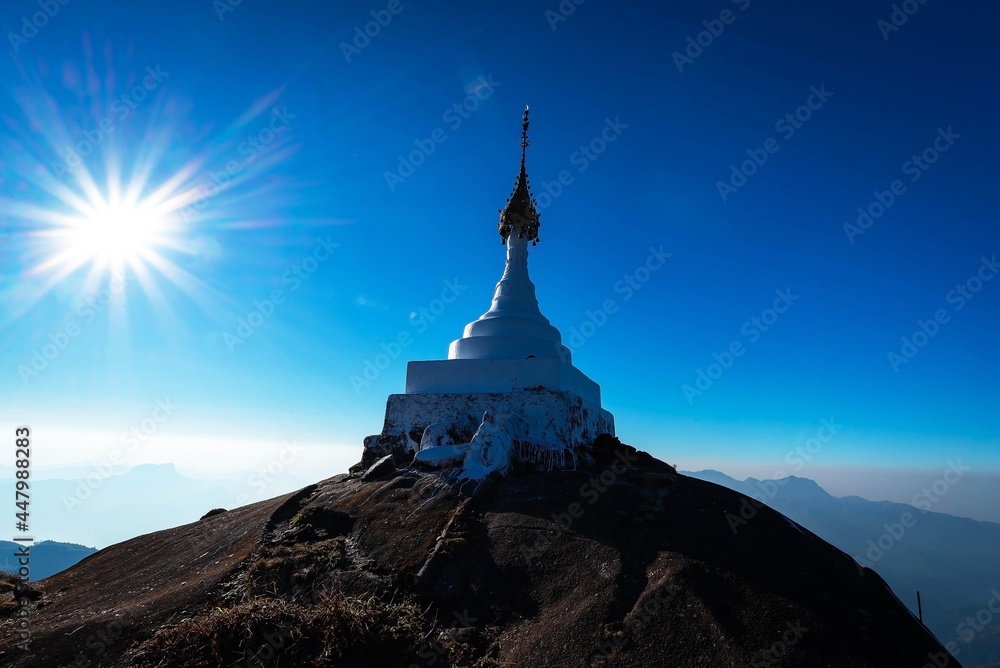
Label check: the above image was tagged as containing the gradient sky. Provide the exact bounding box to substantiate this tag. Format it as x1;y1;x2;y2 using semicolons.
1;1;998;521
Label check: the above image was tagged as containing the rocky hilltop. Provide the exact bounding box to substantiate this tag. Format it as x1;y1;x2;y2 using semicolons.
0;437;960;667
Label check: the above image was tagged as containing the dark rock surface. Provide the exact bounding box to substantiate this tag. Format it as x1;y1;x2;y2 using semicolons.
361;454;396;482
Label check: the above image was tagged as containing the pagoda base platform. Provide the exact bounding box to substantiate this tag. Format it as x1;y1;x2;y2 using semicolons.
362;389;615;470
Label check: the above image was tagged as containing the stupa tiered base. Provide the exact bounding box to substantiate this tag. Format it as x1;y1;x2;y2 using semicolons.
405;356;603;406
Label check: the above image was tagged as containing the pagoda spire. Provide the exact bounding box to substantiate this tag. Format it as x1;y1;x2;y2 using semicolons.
498;106;541;246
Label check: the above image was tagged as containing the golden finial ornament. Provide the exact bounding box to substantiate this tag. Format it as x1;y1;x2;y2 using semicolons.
498;106;541;245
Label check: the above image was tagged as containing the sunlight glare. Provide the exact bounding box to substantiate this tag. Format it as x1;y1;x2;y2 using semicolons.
69;197;164;268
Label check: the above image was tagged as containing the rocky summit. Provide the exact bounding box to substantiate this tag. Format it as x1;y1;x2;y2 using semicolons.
0;437;960;667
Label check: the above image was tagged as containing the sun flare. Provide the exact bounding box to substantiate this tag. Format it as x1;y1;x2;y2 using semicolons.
67;198;165;268
14;166;212;309
2;75;298;320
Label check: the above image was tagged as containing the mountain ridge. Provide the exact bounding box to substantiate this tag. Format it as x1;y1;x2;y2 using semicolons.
684;468;1000;667
0;439;959;667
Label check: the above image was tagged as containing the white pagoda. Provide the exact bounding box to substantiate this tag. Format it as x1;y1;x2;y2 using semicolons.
363;107;615;478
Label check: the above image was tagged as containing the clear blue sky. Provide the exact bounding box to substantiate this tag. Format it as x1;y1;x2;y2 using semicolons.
1;0;998;506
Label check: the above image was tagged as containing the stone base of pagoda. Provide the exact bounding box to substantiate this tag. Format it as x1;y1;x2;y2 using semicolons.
361;388;615;472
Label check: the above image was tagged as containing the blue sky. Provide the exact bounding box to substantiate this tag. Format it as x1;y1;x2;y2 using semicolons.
1;0;998;521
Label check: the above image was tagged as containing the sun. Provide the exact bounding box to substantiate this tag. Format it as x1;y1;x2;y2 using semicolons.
35;185;182;286
0;64;304;326
20;171;202;303
67;197;166;269
3;71;302;318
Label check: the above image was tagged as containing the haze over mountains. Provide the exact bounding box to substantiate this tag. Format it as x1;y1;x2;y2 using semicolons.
685;469;1000;668
0;462;312;548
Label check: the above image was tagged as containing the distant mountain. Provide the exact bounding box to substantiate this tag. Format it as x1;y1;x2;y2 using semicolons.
0;463;286;548
685;470;1000;668
0;540;97;580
